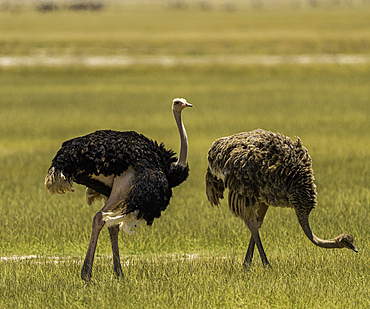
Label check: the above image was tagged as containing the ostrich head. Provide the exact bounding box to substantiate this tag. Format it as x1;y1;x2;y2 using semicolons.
172;98;193;112
335;234;358;252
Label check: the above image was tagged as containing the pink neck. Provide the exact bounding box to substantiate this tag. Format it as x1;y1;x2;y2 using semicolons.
174;110;188;166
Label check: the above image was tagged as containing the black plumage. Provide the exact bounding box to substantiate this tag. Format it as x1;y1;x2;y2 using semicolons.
45;98;192;281
47;130;186;225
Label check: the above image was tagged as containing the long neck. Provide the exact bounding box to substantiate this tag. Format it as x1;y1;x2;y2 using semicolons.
298;215;341;249
173;110;188;166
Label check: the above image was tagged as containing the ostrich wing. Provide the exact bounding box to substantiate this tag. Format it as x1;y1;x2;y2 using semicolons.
118;164;173;226
205;167;225;207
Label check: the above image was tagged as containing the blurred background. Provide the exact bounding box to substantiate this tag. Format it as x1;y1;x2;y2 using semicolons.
1;0;370;59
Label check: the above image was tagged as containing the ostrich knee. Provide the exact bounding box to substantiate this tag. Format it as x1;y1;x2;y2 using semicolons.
92;211;105;230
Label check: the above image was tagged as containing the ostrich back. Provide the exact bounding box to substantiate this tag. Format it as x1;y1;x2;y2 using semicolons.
206;129;317;216
48;130;189;225
51;130;176;178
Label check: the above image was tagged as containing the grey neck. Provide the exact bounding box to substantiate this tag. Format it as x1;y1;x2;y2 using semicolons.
298;216;340;249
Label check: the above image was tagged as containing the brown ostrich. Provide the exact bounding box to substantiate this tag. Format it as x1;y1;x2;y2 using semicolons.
205;129;357;266
45;98;192;281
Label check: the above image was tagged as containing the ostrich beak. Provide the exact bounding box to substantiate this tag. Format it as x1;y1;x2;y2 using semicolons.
350;244;358;253
185;102;193;108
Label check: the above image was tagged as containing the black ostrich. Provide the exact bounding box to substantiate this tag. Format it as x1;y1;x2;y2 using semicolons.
206;129;357;267
45;98;192;281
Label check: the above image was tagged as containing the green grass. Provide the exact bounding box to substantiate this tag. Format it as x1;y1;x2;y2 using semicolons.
1;1;370;307
0;1;370;56
0;65;369;308
1;254;368;308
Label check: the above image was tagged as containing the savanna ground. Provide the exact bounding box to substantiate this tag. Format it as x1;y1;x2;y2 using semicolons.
0;1;369;308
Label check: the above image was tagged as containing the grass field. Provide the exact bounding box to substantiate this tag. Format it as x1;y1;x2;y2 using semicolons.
1;0;370;56
1;1;370;308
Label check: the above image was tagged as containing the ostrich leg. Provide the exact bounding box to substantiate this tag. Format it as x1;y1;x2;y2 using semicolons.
251;228;269;266
244;203;269;267
108;225;123;279
81;211;105;281
243;237;256;266
81;200;124;281
81;171;135;281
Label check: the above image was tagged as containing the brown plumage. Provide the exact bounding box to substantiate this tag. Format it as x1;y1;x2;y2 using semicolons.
206;129;357;266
